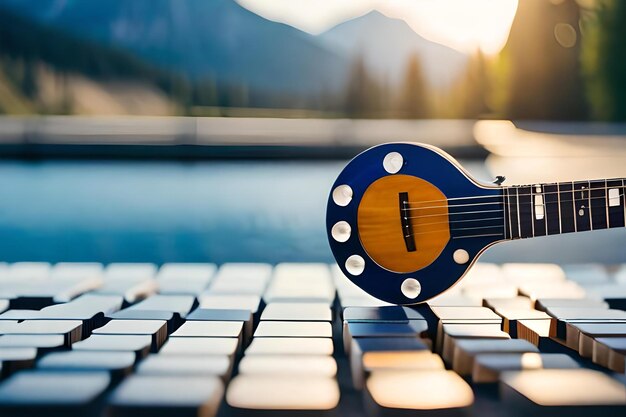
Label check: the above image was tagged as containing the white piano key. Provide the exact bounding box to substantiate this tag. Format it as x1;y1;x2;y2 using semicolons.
136;354;232;380
254;321;332;338
108;375;224;417
366;370;474;412
51;263;104;280
96;277;157;303
213;263;272;284
473;352;579;383
157;263;216;281
171;321;243;338
261;303;332;322
264;263;335;303
245;337;334;356
159;337;239;357
128;295;196;317
104;263;157;281
8;262;51;280
226;374;339;411
238;355;337;377
199;294;261;314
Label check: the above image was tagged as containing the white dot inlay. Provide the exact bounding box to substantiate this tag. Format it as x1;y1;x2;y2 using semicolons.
332;184;353;207
383;152;403;174
345;255;365;276
453;249;469;265
331;221;351;243
578;208;584;216
401;278;421;299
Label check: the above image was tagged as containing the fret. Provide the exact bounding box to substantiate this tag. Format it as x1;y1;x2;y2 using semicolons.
531;184;547;237
571;181;577;232
503;187;511;240
515;188;521;237
543;183;560;235
573;181;591;232
607;178;625;228
518;185;533;238
558;182;576;233
503;178;625;242
589;179;608;230
506;187;520;239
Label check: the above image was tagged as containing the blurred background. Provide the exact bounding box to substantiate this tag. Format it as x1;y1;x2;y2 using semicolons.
0;0;624;265
1;0;623;120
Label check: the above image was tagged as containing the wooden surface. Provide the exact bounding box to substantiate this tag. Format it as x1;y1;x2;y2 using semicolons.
357;175;450;273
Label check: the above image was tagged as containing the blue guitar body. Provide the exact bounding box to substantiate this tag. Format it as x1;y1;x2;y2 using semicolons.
326;143;504;305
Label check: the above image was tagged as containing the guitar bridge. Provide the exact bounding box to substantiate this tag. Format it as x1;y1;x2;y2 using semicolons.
399;192;416;252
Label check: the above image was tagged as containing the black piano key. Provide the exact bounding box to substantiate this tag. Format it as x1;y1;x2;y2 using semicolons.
343;306;425;322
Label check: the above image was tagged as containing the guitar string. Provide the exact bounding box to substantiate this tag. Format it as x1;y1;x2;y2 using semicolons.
403;193;622;212
401;194;624;219
400;199;622;237
406;216;504;228
403;224;504;237
403;183;626;205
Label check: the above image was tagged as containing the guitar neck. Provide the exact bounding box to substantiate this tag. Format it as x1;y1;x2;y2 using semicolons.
502;178;626;240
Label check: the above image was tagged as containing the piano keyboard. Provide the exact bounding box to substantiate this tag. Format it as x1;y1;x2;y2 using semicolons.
0;261;625;416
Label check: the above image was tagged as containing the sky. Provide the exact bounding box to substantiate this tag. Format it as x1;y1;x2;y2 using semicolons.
237;0;519;55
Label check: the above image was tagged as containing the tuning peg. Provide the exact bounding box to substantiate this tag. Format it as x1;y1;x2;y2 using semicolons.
493;176;506;186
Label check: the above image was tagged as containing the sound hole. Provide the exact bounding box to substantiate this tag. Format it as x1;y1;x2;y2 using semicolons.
357;175;450;273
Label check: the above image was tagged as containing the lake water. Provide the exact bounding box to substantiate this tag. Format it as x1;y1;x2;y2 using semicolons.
0;159;623;265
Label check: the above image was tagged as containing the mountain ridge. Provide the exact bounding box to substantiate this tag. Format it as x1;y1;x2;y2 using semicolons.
0;0;349;93
318;10;468;88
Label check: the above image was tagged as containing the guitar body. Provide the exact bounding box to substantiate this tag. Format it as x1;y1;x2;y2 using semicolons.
327;143;504;305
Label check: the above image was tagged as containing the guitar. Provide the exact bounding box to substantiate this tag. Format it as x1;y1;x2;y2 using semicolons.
326;142;625;305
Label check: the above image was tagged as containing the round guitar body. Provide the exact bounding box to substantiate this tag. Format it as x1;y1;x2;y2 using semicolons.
326;143;504;305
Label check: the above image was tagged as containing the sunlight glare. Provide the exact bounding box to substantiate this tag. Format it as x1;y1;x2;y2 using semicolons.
237;0;519;55
383;0;519;54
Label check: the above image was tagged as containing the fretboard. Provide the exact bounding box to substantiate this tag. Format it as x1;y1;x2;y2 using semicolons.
502;178;626;240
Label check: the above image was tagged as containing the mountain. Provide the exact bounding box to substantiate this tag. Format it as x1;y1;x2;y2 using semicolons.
0;0;349;94
319;11;468;89
0;7;179;114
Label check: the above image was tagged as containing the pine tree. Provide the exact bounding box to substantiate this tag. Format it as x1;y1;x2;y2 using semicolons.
501;0;588;120
581;0;626;121
397;54;429;119
343;55;382;118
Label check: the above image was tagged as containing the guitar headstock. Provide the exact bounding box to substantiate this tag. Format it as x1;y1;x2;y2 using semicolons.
326;143;504;305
